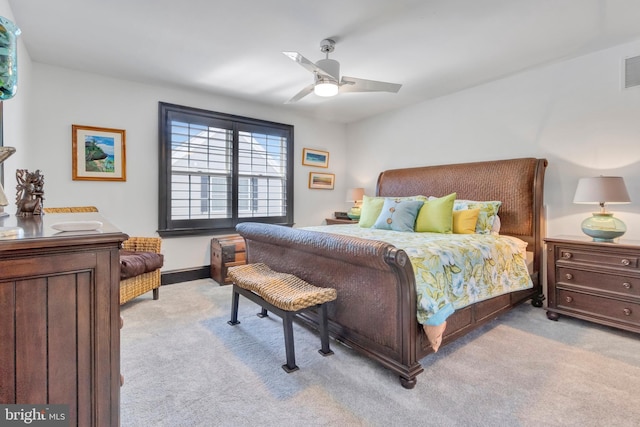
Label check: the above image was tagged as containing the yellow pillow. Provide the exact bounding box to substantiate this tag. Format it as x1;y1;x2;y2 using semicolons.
415;193;456;233
452;208;480;234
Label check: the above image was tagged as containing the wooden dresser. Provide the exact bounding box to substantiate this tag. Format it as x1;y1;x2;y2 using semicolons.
0;213;128;426
545;236;640;333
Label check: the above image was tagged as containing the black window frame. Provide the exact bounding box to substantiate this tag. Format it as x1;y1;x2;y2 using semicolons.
158;102;294;237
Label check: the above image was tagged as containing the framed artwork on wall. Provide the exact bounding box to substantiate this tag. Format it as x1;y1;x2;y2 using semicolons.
308;172;335;190
302;148;329;168
72;124;126;181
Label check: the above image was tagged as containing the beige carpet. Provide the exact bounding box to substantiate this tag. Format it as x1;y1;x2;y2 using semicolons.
120;279;640;426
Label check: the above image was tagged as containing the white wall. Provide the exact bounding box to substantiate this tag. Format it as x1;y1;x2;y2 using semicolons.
347;39;640;241
22;63;347;271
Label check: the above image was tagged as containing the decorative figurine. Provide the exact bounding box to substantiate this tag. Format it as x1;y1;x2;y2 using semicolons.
15;169;45;216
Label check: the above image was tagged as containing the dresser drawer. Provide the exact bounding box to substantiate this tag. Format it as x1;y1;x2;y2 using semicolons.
556;267;640;299
557;247;638;270
556;289;640;326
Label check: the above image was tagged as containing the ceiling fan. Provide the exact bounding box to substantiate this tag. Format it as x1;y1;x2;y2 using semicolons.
282;39;402;103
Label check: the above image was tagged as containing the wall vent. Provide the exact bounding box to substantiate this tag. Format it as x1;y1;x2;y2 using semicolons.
624;55;640;89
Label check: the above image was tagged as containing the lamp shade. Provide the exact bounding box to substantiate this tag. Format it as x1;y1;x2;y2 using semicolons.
573;176;631;205
346;187;365;203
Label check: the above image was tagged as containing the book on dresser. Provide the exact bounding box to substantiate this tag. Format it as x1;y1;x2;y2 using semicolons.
545;235;640;334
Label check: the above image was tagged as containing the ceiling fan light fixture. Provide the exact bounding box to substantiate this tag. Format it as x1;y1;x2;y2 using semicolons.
283;38;402;103
314;79;339;97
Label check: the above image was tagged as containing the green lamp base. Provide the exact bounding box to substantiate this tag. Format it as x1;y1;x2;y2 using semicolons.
347;206;361;220
581;212;626;242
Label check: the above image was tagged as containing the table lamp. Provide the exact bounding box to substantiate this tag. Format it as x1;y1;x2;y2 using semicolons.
346;187;365;220
573;176;631;242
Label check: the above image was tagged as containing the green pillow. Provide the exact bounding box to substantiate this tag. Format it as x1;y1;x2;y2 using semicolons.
358;195;386;228
415;192;456;233
372;198;424;232
359;195;427;228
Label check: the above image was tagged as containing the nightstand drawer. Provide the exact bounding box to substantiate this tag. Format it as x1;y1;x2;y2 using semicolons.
556;267;640;299
556;289;640;326
557;248;639;270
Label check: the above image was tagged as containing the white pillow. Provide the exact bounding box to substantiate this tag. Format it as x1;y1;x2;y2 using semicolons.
491;215;501;235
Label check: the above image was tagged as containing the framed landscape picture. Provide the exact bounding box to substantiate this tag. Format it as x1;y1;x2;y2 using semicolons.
302;148;329;168
308;172;335;190
72;124;126;181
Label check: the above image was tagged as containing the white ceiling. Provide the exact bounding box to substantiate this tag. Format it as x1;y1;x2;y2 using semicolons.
8;0;640;123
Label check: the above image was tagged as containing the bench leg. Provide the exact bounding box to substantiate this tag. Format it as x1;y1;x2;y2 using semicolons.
282;312;299;373
318;303;334;356
257;307;269;318
227;285;241;326
153;287;159;300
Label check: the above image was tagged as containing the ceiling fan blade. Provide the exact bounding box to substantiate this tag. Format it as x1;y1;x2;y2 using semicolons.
282;51;335;78
340;76;402;93
285;83;314;103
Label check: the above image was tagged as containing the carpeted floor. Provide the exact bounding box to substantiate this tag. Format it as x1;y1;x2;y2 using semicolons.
120;279;640;427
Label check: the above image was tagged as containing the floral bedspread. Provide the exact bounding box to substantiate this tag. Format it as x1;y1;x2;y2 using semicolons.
302;224;532;326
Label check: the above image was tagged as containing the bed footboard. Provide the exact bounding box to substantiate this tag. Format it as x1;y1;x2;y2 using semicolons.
236;222;424;388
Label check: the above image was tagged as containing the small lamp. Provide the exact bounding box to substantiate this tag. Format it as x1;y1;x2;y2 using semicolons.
573;176;631;242
346;187;365;220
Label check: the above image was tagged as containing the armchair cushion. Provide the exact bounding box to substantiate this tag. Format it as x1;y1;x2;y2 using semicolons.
120;250;164;280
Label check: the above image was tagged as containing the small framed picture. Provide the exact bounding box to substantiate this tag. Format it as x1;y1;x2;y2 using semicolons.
302;148;329;168
308;172;335;190
72;124;126;181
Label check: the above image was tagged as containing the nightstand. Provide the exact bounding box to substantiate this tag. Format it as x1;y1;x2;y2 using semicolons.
545;236;640;333
325;218;358;225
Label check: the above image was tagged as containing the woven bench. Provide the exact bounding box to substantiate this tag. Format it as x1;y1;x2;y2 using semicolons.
227;263;337;372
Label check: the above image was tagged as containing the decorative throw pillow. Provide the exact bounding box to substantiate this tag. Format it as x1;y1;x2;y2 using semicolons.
359;195;427;228
452;208;480;234
491;215;501;235
415;193;456;233
372;198;424;232
358;195;386;228
453;200;502;234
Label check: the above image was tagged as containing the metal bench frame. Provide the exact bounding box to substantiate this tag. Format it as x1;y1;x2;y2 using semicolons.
228;284;334;372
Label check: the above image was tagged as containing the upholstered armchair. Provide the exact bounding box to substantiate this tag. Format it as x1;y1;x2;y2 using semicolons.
119;236;163;305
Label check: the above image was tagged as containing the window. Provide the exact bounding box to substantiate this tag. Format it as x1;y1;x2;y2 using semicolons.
158;102;294;236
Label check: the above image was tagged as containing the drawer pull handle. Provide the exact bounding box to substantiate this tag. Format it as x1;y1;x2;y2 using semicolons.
623;282;632;290
565;273;573;280
623;308;632;316
562;252;572;259
565;296;573;303
621;258;630;266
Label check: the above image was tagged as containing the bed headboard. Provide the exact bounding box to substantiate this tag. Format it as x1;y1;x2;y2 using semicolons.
376;158;548;280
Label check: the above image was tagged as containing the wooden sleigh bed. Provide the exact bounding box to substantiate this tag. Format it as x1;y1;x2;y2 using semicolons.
236;157;547;388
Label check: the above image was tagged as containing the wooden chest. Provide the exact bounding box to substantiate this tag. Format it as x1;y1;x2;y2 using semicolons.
210;234;246;285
